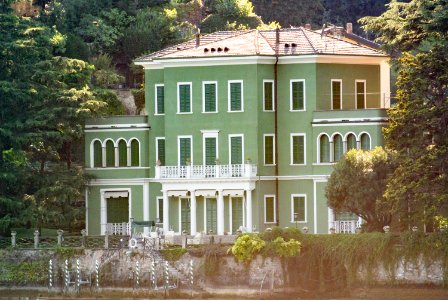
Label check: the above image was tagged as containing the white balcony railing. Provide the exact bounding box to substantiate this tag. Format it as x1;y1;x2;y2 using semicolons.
156;163;257;179
106;222;131;235
333;220;361;234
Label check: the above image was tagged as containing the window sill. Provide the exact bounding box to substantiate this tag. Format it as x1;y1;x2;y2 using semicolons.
312;163;335;166
289;109;306;112
227;110;244;113
154;113;165;116
290;221;307;224
202;111;218;114
264;164;276;167
290;163;306;166
177;112;193;115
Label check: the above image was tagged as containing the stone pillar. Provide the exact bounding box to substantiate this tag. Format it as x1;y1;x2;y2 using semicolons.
162;190;169;234
328;208;335;233
380;59;391;108
114;146;119;167
34;230;39;249
190;190;197;235
11;231;16;248
246;189;252;232
57;229;64;246
127;146;131;166
81;229;87;248
104;231;109;249
217;190;224;235
101;146;106;167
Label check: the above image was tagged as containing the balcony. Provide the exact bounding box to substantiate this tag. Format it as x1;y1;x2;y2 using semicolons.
155;163;257;180
313;108;388;124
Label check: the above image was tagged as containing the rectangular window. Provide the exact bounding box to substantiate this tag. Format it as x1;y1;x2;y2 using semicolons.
263;80;274;111
178;136;192;166
291;195;306;222
177;82;192;113
157;197;163;223
203;81;217;113
156;137;165;166
356;80;366;109
290;80;305;111
332;80;342;110
291;134;306;165
264;195;276;223
228;80;243;112
155;84;164;115
229;135;243;164
204;137;217;165
264;134;275;165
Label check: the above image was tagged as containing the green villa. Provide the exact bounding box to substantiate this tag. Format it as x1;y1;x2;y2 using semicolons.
84;27;391;236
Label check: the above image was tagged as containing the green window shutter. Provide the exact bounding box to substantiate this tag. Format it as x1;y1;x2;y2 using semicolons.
179;84;191;113
264;82;273;111
158;198;163;223
320;135;330;163
333;135;343;162
93;141;102;167
356;81;365;109
230;136;242;164
293;196;305;222
264;135;274;165
347;134;357;151
332;81;341;110
156;86;164;114
292;81;304;110
179;138;191;165
105;140;115;167
204;83;216;112
205;137;216;165
106;197;129;223
118;140;127;167
292;135;304;164
230;82;242;111
361;134;370;150
130;140;139;166
265;196;275;223
157;139;165;166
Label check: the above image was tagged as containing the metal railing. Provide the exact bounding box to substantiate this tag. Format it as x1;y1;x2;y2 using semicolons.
156;163;257;179
333;220;361;234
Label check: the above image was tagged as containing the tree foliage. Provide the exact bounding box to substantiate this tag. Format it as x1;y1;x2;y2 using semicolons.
326;147;396;231
361;0;448;230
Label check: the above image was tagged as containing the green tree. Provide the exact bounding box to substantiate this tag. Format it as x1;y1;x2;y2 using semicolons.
326;147;396;232
361;0;448;230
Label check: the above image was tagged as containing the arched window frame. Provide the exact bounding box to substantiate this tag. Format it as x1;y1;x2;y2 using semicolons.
317;133;331;164
128;138;141;167
331;133;344;162
117;138;128;167
90;139;103;168
359;132;371;150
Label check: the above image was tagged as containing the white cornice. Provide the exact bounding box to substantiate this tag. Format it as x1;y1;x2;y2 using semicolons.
85;123;149;129
135;54;388;69
313;117;388;123
312;122;388;127
85;128;150;133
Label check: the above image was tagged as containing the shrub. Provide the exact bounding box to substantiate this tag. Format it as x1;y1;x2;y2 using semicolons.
229;234;265;263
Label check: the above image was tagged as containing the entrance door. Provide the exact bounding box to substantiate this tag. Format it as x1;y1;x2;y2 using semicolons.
231;197;243;233
206;198;217;234
180;198;191;233
107;197;128;223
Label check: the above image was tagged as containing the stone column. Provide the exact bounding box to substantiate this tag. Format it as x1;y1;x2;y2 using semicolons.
328;208;335;233
34;230;39;249
57;229;64;246
143;182;150;235
11;231;16;248
380;59;391;108
162;190;169;234
102;146;106;167
217;190;224;235
190;190;197;235
81;229;87;248
127;146;131;166
114;146;119;167
246;189;253;232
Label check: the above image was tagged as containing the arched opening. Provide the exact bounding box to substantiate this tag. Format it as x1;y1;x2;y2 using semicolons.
118;139;127;167
346;134;357;152
130;139;140;166
333;134;343;162
93;140;102;167
105;140;115;167
360;133;371;150
319;135;330;163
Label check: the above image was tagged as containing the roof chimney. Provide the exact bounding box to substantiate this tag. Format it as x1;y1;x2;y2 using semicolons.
305;24;311;30
275;27;280;45
195;28;201;47
346;23;353;34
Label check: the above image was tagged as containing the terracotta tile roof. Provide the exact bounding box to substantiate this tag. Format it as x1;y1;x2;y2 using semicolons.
137;27;385;62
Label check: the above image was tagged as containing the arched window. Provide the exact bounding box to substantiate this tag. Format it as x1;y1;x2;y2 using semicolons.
105;140;115;167
130;139;140;166
360;133;371;150
346;134;357;152
319;135;330;163
118;139;127;167
333;134;343;162
93;140;102;167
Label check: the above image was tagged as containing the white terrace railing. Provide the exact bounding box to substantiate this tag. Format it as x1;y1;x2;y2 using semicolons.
106;222;131;235
332;220;362;234
155;163;257;179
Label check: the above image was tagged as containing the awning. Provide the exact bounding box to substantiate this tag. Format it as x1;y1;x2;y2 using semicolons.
223;189;244;197
196;189;216;197
167;190;188;197
104;191;129;198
